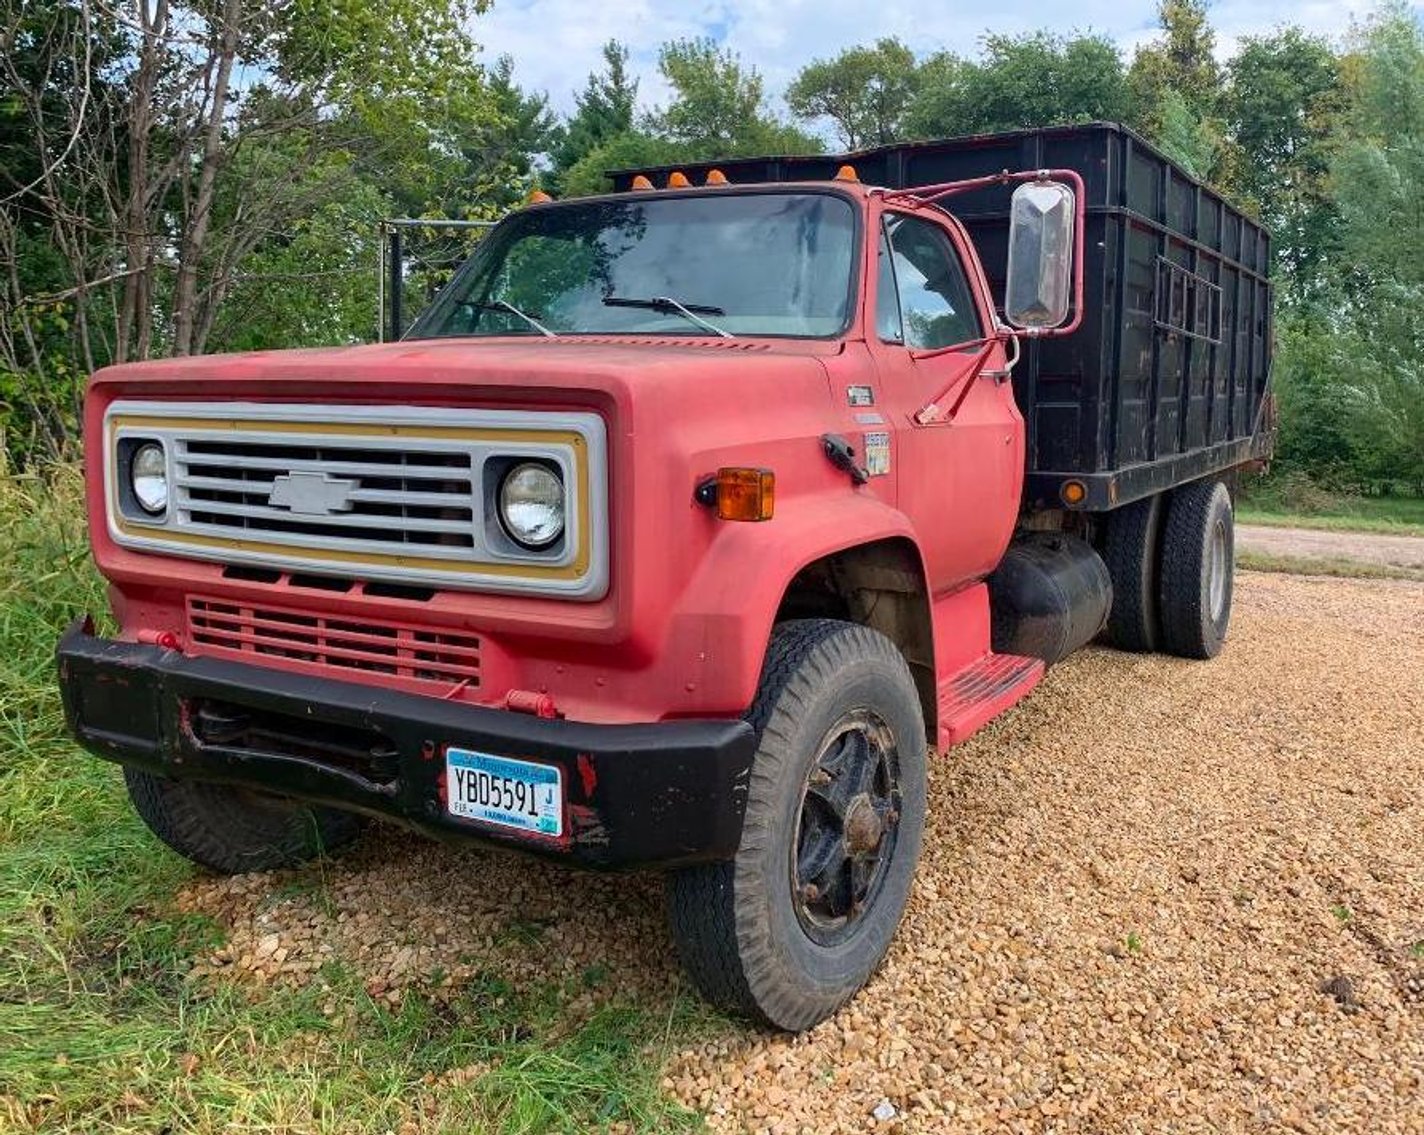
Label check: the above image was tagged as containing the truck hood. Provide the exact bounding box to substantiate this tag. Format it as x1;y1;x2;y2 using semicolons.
87;335;845;405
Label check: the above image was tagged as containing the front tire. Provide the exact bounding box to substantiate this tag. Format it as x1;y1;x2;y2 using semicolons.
667;620;927;1031
125;769;363;874
1158;479;1235;659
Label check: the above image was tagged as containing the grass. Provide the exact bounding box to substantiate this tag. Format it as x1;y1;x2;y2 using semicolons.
1236;550;1424;583
1238;479;1424;537
0;465;707;1134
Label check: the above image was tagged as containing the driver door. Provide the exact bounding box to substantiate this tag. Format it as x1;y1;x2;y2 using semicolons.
869;208;1024;589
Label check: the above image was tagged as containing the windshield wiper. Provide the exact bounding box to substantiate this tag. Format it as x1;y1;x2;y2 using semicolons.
603;295;734;338
472;300;557;337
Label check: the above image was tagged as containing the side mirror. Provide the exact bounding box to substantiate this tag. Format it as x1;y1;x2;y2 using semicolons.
1004;180;1076;331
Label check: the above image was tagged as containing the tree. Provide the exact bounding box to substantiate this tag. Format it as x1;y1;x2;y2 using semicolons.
1223;29;1342;297
1323;4;1424;492
905;33;1128;139
1127;0;1234;183
649;38;821;158
549;41;639;189
0;0;516;458
786;38;919;149
1128;0;1222;132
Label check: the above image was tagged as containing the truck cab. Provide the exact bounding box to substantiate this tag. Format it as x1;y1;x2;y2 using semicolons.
59;124;1272;1032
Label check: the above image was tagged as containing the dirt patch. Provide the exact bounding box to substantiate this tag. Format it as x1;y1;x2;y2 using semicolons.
178;571;1424;1133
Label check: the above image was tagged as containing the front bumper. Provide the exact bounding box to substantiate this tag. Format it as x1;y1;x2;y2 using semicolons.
56;619;756;869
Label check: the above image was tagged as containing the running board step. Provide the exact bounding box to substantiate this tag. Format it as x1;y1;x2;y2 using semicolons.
937;652;1045;748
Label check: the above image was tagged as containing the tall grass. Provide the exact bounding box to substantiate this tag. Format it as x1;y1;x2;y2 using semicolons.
0;466;703;1134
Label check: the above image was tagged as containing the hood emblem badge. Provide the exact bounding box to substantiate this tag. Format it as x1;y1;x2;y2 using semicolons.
267;471;359;515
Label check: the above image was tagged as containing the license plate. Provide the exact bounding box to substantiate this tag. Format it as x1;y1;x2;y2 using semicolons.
444;748;563;837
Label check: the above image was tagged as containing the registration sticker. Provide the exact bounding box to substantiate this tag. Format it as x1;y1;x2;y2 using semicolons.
445;748;563;837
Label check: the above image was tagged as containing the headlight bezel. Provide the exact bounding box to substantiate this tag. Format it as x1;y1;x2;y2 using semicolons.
495;459;567;551
117;437;170;519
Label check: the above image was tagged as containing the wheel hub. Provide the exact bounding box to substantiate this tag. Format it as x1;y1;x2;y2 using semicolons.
791;710;902;946
843;794;884;854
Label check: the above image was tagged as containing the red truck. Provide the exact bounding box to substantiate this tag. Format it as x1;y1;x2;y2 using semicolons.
58;124;1272;1031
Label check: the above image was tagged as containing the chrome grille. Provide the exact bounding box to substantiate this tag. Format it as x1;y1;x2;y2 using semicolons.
176;438;478;550
104;402;611;599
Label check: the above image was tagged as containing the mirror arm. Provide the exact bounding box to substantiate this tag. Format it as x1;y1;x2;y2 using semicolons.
884;168;1087;339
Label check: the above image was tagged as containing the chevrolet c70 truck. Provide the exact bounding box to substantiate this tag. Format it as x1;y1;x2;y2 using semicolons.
58;123;1272;1031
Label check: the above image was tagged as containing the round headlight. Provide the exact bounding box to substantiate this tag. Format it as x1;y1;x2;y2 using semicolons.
498;462;565;549
131;442;168;514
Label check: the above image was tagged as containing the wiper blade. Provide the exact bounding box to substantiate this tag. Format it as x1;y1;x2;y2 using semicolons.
473;300;556;337
602;295;734;338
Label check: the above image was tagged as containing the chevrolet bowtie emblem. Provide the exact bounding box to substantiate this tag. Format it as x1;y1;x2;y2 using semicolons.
267;471;359;515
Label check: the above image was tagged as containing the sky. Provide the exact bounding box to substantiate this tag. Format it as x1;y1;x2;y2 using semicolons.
474;0;1401;119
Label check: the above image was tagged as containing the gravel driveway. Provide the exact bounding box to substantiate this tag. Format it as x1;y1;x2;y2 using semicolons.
181;571;1424;1134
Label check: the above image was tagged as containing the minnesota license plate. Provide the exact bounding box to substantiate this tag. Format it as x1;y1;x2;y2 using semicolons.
445;748;563;837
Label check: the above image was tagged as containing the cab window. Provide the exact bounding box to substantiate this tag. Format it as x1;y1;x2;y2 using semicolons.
879;213;982;349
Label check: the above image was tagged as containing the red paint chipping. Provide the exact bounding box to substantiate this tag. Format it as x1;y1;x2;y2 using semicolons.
576;753;597;797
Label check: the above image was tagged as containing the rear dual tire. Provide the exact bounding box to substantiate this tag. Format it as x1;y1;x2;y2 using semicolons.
1101;478;1235;660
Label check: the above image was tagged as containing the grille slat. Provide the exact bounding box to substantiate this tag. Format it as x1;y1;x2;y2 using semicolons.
176;494;476;535
188;596;482;689
177;450;476;480
171;434;479;552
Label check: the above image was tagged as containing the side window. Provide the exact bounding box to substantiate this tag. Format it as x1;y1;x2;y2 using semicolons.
881;213;982;349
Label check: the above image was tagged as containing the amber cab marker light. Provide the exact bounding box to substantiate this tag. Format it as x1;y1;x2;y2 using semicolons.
667;171;692;188
630;174;654;190
705;169;729;185
715;467;775;522
1061;479;1087;506
526;188;553;204
834;164;859;182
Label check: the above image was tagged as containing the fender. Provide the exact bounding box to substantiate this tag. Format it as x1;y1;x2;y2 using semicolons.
660;490;928;717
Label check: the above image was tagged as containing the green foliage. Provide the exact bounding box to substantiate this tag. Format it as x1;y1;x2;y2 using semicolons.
1223;29;1342;294
787;38;921;149
0;465;706;1133
561;132;688;198
650;38;822;159
1128;0;1222;135
548;41;640;192
904;33;1129;138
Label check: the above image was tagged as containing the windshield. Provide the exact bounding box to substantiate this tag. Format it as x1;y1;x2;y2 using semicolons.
407;192;858;340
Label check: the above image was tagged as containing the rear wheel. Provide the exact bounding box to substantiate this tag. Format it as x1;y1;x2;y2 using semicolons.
666;619;927;1032
1158;479;1235;659
125;769;363;874
1101;494;1165;652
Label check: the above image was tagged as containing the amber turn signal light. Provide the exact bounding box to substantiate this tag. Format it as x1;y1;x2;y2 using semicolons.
1060;479;1087;506
715;467;775;521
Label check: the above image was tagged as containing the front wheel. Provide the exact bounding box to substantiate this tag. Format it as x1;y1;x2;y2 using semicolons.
125;769;364;874
666;620;927;1031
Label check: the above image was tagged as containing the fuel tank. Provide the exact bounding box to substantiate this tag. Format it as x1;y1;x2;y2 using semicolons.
987;532;1112;665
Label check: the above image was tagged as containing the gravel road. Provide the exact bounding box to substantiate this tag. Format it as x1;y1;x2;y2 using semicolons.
180;571;1424;1134
1237;524;1424;573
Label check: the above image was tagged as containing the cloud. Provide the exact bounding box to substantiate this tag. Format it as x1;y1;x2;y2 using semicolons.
475;0;1415;118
